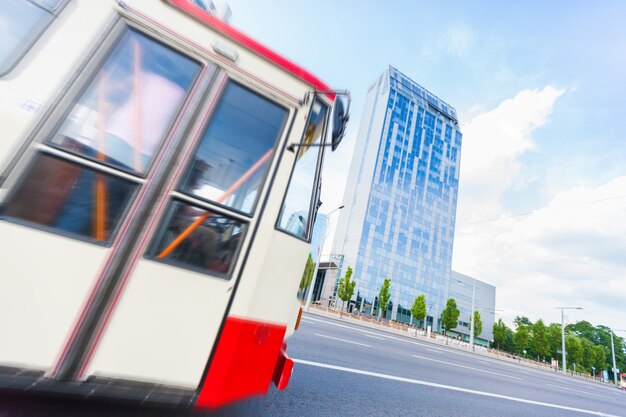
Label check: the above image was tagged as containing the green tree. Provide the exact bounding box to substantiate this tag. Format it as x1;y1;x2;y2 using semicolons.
580;338;594;372
567;320;597;343
471;310;483;338
513;325;530;355
503;327;515;352
440;298;460;334
377;278;391;319
299;253;315;296
410;294;427;328
565;335;583;371
591;345;608;372
492;319;509;350
531;319;550;360
337;266;357;313
596;325;625;374
514;316;533;329
568;322;625;373
546;323;563;359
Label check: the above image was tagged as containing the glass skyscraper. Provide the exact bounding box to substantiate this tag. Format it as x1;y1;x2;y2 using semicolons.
331;66;462;329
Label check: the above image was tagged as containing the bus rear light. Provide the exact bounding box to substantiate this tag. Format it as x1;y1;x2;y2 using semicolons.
195;316;286;409
272;343;293;391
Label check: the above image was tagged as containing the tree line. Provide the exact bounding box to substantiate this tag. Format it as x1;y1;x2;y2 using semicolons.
335;267;483;338
493;316;625;376
333;267;625;378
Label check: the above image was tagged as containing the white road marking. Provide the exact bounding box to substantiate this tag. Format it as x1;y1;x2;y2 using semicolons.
314;333;371;347
412;354;522;380
363;334;385;340
303;316;608;389
426;348;443;354
545;384;616;400
293;359;620;417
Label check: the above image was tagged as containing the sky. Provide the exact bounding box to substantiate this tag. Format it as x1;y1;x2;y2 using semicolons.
223;0;626;331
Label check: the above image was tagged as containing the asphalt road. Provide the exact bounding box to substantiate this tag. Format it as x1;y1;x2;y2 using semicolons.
259;313;626;416
1;313;624;416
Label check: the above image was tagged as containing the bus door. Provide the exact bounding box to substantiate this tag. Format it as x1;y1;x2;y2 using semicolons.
80;73;294;388
0;22;207;379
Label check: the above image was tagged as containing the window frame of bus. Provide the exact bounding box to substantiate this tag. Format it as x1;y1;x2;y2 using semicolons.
0;0;70;77
0;25;202;245
176;81;289;218
0;152;139;246
144;80;290;279
45;28;201;179
145;199;250;279
275;97;329;243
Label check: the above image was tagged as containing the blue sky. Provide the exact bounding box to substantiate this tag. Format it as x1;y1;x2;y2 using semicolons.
224;0;626;330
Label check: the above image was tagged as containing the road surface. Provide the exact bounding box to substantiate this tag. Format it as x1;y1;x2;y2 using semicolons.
1;312;624;416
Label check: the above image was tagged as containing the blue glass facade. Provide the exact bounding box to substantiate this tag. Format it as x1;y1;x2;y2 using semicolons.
332;67;462;329
310;213;329;265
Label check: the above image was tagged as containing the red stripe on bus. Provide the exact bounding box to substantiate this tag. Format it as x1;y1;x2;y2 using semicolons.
195;316;286;409
167;0;335;101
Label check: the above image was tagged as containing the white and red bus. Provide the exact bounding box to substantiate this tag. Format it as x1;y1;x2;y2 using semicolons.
0;0;348;409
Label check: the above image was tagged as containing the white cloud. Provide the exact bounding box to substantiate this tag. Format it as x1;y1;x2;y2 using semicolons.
457;85;564;222
453;87;626;330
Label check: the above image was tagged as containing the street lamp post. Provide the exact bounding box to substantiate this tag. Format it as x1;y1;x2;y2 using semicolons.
610;331;617;385
304;205;344;312
456;279;476;351
556;307;583;374
609;329;626;386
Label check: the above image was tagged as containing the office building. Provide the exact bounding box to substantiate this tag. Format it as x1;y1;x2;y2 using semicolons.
448;271;496;346
331;66;464;329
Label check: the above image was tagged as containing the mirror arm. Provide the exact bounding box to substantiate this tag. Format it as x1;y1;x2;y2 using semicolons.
287;142;335;152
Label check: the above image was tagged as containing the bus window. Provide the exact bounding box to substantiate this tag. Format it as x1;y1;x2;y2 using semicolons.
48;30;199;175
148;201;247;277
0;0;67;76
276;99;327;240
3;154;135;241
2;29;200;243
146;82;287;274
180;82;287;215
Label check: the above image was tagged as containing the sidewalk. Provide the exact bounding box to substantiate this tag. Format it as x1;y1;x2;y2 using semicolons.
305;305;613;387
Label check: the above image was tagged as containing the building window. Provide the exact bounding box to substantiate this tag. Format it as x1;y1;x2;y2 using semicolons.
276;99;327;240
0;0;68;75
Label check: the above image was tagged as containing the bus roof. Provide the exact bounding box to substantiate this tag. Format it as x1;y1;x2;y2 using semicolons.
167;0;334;100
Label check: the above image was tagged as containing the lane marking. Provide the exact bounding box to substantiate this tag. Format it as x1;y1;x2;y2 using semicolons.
364;334;385;340
314;333;371;347
426;348;443;354
304;315;617;394
412;354;522;380
546;384;616;400
302;316;576;380
293;359;620;417
303;315;616;395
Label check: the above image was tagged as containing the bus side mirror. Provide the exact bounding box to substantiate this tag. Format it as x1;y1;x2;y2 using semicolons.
331;95;350;151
